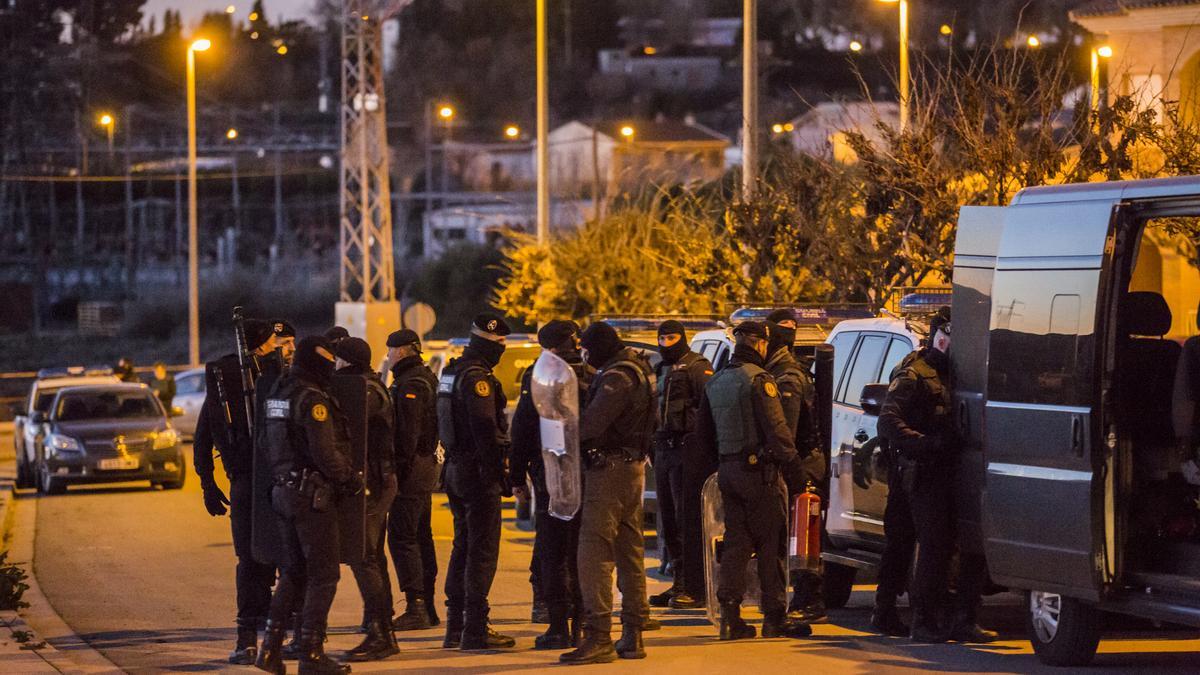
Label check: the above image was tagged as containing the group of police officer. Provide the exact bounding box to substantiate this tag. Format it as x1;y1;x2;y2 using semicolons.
194;305;993;672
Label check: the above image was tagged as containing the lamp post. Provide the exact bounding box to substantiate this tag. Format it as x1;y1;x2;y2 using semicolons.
880;0;909;131
1091;44;1113;131
741;0;758;199
98;113;115;155
536;0;549;244
186;38;210;368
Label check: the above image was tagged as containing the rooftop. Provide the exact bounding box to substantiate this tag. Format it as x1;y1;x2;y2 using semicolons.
1071;0;1200;18
593;119;729;144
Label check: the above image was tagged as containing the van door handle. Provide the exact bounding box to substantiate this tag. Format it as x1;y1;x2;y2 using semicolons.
854;429;869;443
1071;416;1083;457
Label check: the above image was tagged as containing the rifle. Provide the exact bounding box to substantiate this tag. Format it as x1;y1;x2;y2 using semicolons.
233;306;258;437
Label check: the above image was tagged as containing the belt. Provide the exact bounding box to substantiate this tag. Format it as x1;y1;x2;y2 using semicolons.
273;468;311;487
720;452;769;467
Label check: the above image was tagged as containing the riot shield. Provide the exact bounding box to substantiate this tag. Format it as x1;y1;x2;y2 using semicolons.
530;351;581;520
331;373;368;565
702;472;761;626
251;356;287;565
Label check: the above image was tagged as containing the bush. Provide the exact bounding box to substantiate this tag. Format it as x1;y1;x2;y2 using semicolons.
0;551;30;611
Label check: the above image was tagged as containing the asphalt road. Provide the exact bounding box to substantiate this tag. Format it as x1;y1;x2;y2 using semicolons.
8;429;1200;673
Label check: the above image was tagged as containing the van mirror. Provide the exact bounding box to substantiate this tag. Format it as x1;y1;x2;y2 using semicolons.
30;411;47;424
170;406;185;418
860;383;890;417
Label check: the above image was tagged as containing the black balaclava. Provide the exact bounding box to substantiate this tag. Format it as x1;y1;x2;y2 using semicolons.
657;320;689;364
766;321;793;358
580;322;623;369
466;334;506;368
293;336;335;386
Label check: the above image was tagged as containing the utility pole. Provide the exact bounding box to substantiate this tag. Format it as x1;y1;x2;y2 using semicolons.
273;103;284;263
741;0;758;200
124;105;135;295
536;0;550;244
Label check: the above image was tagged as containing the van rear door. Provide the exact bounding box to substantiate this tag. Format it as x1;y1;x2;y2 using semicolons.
981;199;1115;600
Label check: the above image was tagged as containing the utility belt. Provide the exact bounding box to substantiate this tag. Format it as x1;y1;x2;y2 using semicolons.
273;468;334;512
653;430;688;452
720;448;774;468
584;445;642;470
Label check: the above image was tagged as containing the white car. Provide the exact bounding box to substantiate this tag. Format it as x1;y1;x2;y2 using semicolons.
821;317;923;607
171;367;207;439
15;367;121;489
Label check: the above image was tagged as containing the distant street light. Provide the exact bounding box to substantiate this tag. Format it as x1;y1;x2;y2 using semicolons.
1091;44;1113;131
226;127;238;140
505;125;520;139
249;11;259;21
1027;35;1040;48
186;37;210;368
98;113;115;154
225;4;235;14
879;0;909;131
620;125;635;139
1097;45;1114;59
849;40;863;52
940;24;952;36
276;44;288;55
438;105;455;121
772;123;783;134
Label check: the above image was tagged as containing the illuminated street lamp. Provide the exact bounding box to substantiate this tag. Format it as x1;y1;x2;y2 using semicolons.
226;127;239;140
772;123;784;134
225;4;235;14
1091;44;1113;129
438;105;455;122
620;125;635;140
504;125;520;139
940;24;952;36
1027;35;1041;48
849;40;863;53
98;113;115;154
879;0;909;131
186;37;210;368
276;44;288;55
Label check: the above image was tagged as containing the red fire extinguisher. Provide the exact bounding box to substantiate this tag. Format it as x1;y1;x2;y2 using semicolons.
790;486;822;571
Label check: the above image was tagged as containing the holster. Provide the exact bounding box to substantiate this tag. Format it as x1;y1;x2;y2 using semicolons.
303;470;334;513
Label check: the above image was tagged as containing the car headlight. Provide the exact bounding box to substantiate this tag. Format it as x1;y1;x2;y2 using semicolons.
46;433;82;454
152;428;180;450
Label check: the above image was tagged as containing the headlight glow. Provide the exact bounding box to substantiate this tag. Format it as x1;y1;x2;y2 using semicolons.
152;428;180;450
47;433;82;454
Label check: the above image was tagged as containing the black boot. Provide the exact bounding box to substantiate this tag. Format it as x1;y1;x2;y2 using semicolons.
719;603;755;641
298;628;350;675
788;571;828;624
442;608;464;649
614;625;645;659
229;620;259;665
392;593;432;631
909;609;948;644
948;612;998;643
254;619;287;674
870;604;909;637
559;626;616;665
461;610;516;651
424;592;441;627
648;577;682;608
535;605;573;650
762;609;812;639
282;613;303;660
668;590;702;609
346;617;400;662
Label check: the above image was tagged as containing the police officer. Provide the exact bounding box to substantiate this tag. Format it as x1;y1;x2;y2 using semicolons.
438;314;516;651
763;309;826;624
648;320;712;610
193;318;278;665
560;322;656;664
271;320;297;367
383;329;441;632
877;309;996;643
334;338;401;662
696;321;811;641
256;336;360;675
511;320;593;650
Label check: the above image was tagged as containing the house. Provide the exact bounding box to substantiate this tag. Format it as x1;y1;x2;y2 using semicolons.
445;140;536;192
422;199;594;259
783;101;901;163
1071;0;1200;121
545;119;730;199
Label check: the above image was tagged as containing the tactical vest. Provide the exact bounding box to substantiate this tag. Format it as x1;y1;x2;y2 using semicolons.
657;352;701;434
263;375;324;477
436;362;489;453
591;353;656;457
706;362;765;457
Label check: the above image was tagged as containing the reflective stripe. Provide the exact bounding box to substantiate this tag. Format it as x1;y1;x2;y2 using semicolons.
987;463;1092;482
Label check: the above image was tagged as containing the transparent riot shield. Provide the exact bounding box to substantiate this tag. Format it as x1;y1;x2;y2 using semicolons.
530;351;582;520
702;472;762;626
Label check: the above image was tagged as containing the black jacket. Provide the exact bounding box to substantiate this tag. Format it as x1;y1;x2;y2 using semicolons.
440;351;509;470
878;347;954;462
695;344;798;471
263;368;353;485
580;347;655;458
194;353;264;483
389;355;439;487
337;365;395;490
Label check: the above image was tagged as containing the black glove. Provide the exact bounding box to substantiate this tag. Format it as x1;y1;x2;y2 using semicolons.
201;481;230;516
853;438;878;490
339;473;366;498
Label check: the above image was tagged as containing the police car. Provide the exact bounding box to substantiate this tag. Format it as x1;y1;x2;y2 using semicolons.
819;294;942;608
14;366;121;489
688;305;874;370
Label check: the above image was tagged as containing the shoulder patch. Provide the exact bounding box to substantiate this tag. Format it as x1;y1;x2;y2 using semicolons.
764;381;779;398
311;402;329;422
474;380;491;397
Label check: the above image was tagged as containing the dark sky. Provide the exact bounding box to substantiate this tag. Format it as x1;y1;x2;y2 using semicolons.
144;0;313;26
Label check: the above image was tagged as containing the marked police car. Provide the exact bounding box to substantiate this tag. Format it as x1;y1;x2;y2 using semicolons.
689;305;874;370
14;366;121;489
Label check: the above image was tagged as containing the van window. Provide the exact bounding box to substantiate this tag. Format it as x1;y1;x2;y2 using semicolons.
712;344;731;371
881;337;913;383
829;331;859;398
176;373;205;395
840;335;889;407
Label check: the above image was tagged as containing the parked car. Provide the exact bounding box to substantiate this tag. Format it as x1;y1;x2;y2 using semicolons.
171;367;206;439
14;367;120;489
689;305;874;371
28;383;186;494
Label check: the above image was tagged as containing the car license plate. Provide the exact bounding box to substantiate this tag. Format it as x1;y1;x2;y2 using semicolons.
99;456;139;471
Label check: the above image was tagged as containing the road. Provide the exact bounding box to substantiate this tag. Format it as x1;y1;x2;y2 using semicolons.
6;428;1200;673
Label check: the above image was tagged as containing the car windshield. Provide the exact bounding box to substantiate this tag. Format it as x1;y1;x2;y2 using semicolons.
55;391;161;421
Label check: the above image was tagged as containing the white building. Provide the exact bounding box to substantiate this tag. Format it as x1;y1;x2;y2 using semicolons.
784;101;901;163
422;199;595;259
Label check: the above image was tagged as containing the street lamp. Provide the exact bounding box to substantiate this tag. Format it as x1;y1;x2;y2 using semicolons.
98;113;115;154
504;125;520;139
438;105;455;122
879;0;909;132
1026;35;1041;48
620;125;635;140
1091;44;1113;130
226;127;238;140
849;40;863;53
186;37;210;368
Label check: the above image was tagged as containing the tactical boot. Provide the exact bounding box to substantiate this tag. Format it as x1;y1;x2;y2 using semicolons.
229;620;259;665
718;603;756;641
788;572;828;624
460;625;516;651
909;610;948;644
254;620;287;675
442;609;464;649
346;617;399;662
297;629;350;675
282;614;303;660
424;593;441;627
559;627;617;665
643;616;661;631
570;614;582;647
648;578;682;608
869;605;910;637
668;591;703;609
531;597;550;624
948;614;999;644
535;605;573;650
392;594;432;631
762;609;813;639
614;626;646;659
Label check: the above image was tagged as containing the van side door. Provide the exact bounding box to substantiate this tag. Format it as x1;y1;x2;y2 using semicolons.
982;199;1115;600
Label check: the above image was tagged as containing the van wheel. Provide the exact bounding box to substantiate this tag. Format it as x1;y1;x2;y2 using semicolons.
823;562;857;609
1027;591;1101;667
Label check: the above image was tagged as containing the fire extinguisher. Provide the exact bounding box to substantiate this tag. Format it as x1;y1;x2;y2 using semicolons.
790;485;822;571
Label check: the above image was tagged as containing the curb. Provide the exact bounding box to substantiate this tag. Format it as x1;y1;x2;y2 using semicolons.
1;467;121;673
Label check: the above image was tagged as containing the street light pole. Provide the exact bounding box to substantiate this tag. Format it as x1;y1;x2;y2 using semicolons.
741;0;757;199
880;0;909;131
186;39;210;368
536;0;550;244
1090;45;1112;133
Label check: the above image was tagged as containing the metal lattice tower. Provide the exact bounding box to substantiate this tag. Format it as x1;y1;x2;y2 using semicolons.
339;0;407;302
